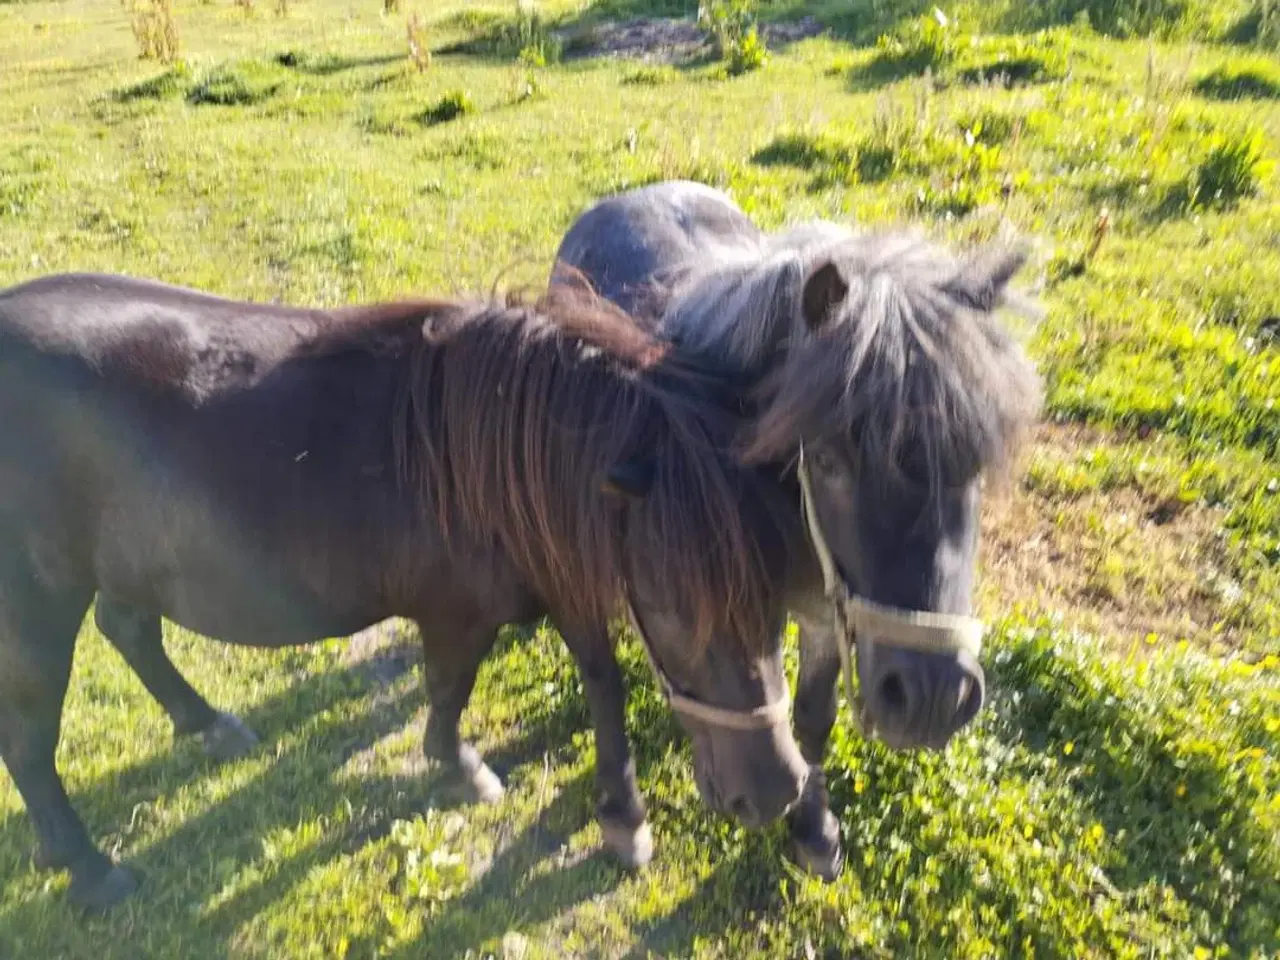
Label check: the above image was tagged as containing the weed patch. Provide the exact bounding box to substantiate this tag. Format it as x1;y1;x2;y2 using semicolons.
419;89;474;125
698;0;768;75
851;10;956;87
1180;126;1272;209
445;0;563;63
622;64;680;85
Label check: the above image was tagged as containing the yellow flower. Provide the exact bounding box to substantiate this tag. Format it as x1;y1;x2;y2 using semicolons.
854;776;865;795
1023;823;1034;839
1089;824;1104;842
1063;741;1075;756
1176;783;1188;798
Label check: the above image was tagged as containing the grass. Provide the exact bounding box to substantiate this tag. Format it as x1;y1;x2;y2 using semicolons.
1;0;1278;955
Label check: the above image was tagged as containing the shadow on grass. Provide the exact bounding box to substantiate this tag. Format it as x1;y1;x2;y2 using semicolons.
273;50;405;76
0;617;712;955
988;642;1280;954
0;625;608;949
380;768;630;957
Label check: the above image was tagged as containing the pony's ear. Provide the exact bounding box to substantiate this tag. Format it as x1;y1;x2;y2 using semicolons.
601;455;656;500
942;244;1030;312
801;260;849;332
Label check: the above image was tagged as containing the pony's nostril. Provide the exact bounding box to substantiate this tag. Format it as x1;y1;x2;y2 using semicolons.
877;671;910;717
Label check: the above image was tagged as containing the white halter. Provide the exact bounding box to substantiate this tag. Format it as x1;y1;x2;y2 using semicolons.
795;446;985;717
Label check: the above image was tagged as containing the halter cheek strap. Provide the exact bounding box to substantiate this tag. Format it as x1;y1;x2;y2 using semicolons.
795;446;986;717
624;605;792;732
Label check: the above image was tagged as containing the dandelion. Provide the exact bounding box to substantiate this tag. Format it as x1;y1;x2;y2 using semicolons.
854;776;866;795
1063;741;1075;756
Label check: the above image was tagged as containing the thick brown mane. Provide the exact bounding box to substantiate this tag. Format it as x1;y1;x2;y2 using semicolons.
387;286;784;652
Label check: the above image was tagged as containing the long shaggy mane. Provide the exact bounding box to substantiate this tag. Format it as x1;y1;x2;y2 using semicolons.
379;285;788;651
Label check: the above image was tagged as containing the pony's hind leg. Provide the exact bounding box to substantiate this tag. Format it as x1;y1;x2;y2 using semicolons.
785;612;844;882
95;595;259;761
0;561;136;910
555;619;651;868
417;617;504;804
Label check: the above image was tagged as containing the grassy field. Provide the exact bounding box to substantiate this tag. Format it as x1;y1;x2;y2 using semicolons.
2;0;1279;956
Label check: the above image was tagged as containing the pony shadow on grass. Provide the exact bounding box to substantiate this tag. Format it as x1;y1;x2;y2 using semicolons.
0;625;616;955
378;768;629;958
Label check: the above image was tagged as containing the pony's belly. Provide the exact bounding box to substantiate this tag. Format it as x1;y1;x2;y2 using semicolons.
158;597;373;649
95;524;376;647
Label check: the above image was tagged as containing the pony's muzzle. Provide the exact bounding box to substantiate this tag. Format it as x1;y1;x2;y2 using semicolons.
692;723;808;829
865;646;985;751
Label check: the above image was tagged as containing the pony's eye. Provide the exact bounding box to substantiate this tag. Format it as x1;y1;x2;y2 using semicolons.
809;448;840;475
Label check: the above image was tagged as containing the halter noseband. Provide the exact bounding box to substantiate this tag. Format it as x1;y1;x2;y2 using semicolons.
624;604;792;732
795;446;985;717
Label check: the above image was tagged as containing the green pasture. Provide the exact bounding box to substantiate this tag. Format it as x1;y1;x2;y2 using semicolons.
0;0;1277;955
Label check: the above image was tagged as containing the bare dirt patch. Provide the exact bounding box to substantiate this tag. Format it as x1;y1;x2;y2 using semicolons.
558;16;825;64
977;424;1245;651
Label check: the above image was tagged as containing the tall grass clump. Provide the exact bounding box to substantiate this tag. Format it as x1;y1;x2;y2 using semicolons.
1185;127;1272;208
505;0;562;65
123;0;180;62
855;9;956;84
698;0;768;75
420;89;474;125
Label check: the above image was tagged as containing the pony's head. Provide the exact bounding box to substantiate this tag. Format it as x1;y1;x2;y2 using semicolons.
737;230;1043;750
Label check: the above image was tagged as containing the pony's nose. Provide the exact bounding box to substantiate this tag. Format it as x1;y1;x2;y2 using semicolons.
867;648;985;749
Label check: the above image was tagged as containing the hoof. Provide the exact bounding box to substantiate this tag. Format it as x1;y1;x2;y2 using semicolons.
202;712;260;761
602;818;653;869
439;761;505;806
788;810;844;883
69;863;139;913
466;762;506;805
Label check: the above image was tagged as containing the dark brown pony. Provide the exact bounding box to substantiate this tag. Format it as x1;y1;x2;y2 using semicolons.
0;272;809;911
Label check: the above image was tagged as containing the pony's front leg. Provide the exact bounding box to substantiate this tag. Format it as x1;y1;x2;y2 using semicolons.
786;612;844;882
554;619;651;869
418;617;505;804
